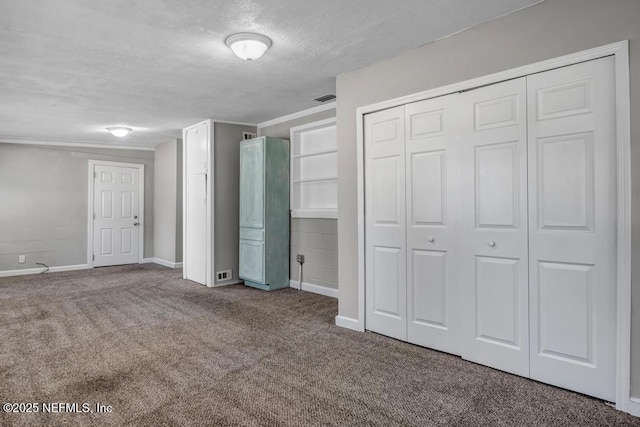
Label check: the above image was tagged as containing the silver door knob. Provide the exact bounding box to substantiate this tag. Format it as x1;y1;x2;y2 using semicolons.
428;237;435;243
488;240;496;247
133;222;139;226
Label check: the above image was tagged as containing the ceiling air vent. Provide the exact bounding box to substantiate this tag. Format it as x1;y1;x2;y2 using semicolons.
313;94;336;103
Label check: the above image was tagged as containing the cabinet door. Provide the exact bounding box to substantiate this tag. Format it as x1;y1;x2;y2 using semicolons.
364;106;407;341
239;239;265;283
527;57;616;401
405;93;461;355
459;78;530;377
240;138;265;229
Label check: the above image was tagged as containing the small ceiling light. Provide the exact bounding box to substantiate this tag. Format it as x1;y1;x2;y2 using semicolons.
106;127;132;137
225;33;272;61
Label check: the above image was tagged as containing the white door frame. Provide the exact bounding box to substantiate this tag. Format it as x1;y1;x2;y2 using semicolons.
182;119;215;287
351;41;632;413
87;160;145;267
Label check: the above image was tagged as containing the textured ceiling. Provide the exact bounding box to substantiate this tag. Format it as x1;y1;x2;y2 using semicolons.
0;0;542;148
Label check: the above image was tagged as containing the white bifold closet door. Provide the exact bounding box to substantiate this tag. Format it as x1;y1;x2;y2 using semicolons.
365;106;407;340
405;94;460;355
365;93;460;353
458;58;616;399
459;77;530;377
527;57;616;401
364;56;616;401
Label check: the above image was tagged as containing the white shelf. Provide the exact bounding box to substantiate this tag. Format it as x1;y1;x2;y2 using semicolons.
291;209;337;219
293;149;337;159
290;118;337;218
293;176;337;183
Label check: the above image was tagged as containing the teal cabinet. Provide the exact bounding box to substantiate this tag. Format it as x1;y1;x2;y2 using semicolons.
239;136;290;291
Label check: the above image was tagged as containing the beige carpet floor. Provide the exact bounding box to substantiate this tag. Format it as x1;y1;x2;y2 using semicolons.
0;264;638;426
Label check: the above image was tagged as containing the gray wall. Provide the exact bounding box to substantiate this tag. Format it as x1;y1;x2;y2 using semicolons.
213;122;257;285
0;143;154;270
153;139;182;263
335;0;640;395
290;219;338;289
259;109;339;290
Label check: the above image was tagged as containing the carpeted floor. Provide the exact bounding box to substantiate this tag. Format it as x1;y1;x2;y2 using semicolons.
0;264;637;426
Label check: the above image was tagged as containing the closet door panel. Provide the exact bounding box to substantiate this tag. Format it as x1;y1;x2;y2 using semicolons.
411;250;446;326
459;78;530;377
474;142;519;229
410;151;444;224
475;256;521;347
527;57;616;401
405;94;460;354
365;106;407;340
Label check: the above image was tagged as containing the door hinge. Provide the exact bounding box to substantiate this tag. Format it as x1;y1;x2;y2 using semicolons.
92;254;95;261
93;213;95;220
94;171;96;178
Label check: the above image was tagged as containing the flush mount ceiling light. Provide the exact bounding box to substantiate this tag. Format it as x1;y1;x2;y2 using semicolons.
225;33;272;61
106;127;132;137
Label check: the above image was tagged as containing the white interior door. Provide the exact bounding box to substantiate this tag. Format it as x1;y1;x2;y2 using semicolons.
364;105;407;341
405;94;461;355
93;164;140;267
527;57;617;401
185;123;208;285
459;78;530;377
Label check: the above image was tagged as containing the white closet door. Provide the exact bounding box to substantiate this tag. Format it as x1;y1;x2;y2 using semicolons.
365;106;407;340
405;94;460;355
459;78;530;377
527;57;616;401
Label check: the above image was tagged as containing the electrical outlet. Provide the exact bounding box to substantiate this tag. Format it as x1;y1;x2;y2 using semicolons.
216;270;232;281
296;254;305;264
18;255;25;264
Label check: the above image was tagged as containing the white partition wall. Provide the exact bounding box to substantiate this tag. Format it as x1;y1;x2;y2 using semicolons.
182;120;258;288
183;120;211;286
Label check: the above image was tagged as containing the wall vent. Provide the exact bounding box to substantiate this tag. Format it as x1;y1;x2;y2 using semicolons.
313;94;336;103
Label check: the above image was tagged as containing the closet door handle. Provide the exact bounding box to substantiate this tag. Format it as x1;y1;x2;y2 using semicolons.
488;240;496;248
428;237;435;243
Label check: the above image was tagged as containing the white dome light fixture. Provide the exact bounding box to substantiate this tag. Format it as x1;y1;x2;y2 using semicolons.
106;127;132;137
225;33;272;61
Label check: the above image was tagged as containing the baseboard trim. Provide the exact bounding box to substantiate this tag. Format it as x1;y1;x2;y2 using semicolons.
289;280;338;298
625;398;640;417
152;258;183;269
139;258;183;269
0;264;91;278
210;280;242;288
335;315;364;332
